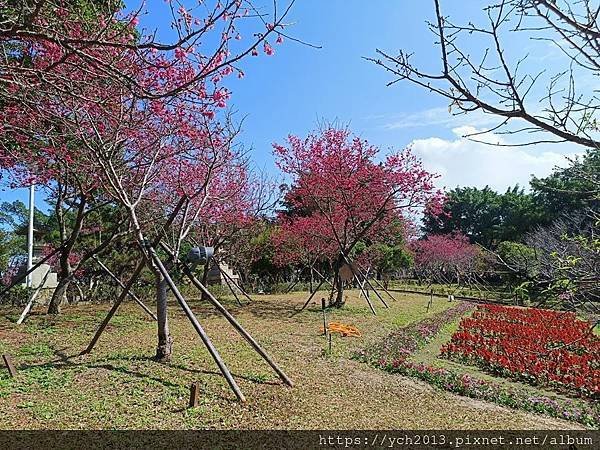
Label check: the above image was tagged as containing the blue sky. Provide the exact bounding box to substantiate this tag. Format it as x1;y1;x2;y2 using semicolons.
1;0;580;209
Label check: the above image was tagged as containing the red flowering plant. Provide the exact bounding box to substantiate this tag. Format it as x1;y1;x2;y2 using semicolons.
356;302;598;428
441;304;600;399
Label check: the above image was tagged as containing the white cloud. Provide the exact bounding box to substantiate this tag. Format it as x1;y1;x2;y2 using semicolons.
410;127;580;192
381;107;500;131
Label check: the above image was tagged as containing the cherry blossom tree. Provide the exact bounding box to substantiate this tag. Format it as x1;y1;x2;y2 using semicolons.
0;0;293;363
187;170;278;299
273;126;443;309
272;214;339;291
410;232;481;287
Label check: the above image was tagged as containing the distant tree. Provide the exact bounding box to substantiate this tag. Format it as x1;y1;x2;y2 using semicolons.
410;232;481;286
351;217;412;281
423;185;545;248
0;230;21;275
528;212;600;309
494;211;600;309
532;149;600;217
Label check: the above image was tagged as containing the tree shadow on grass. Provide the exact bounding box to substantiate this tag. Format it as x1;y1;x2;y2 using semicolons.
165;361;281;386
180;296;300;321
14;346;269;401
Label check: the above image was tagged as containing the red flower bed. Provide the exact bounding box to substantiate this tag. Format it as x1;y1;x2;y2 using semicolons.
440;304;600;399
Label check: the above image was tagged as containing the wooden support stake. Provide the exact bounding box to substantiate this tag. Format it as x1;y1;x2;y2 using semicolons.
16;267;51;325
313;268;334;288
321;298;327;336
354;266;388;309
0;245;63;301
298;278;326;312
350;269;377;315
189;381;200;408
81;260;146;355
285;276;301;294
340;254;377;314
217;263;243;307
148;245;246;402
2;354;17;377
159;242;293;388
94;256;157;321
214;256;253;303
328;333;332;354
427;289;433;312
361;268;397;303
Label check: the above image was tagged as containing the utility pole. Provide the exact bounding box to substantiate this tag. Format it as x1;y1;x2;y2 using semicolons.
26;184;34;288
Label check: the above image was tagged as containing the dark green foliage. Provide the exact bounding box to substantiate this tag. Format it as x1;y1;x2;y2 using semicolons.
0;200;56;243
531;148;600;219
423;185;547;248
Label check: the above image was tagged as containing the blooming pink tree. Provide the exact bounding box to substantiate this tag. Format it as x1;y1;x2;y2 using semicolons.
273;127;442;308
0;0;292;361
272;214;340;290
410;232;480;286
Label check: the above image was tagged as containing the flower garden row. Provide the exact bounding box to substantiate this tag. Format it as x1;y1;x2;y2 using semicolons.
440;304;599;399
356;301;599;429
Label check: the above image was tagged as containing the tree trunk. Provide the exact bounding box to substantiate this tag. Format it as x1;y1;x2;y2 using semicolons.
332;274;345;307
329;258;345;308
48;191;87;315
47;277;70;314
200;263;210;301
155;272;173;362
328;255;346;308
47;255;72;315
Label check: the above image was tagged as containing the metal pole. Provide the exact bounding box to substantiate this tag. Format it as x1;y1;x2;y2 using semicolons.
26;184;35;288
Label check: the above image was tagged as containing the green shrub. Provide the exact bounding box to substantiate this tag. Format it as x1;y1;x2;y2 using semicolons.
2;284;31;306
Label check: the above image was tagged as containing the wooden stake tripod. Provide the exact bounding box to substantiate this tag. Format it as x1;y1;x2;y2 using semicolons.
81;241;292;402
297;253;394;314
210;255;254;306
93;256;157;321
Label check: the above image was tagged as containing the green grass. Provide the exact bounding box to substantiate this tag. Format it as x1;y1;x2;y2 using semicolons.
0;292;583;430
17;342;55;358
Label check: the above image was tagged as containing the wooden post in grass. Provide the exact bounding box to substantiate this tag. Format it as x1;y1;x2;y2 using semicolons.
426;289;433;312
321;298;327;336
328;333;332;354
189;382;200;408
2;354;17;377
